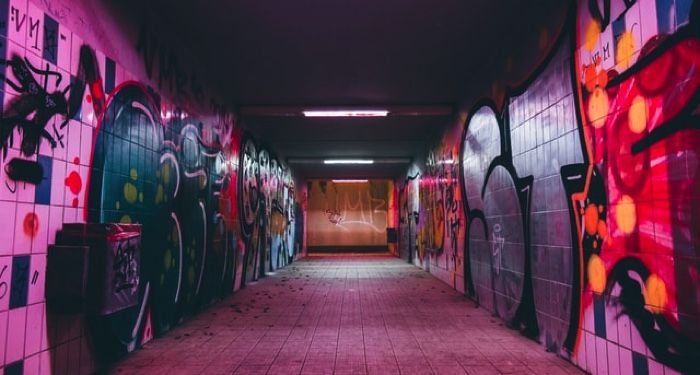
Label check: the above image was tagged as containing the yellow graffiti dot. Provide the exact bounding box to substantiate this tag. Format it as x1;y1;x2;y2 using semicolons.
616;31;636;69
162;164;171;184
587;254;606;294
124;182;138;204
645;274;668;313
588;87;609;128
155;184;164;204
115;201;121;210
615;195;637;234
120;215;132;224
164;250;172;270
628;96;648;134
584;20;601;52
130;168;138;181
199;175;207;190
584;204;599;236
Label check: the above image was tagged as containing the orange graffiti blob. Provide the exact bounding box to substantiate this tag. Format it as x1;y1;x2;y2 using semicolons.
645;274;668;314
587;254;606;294
584;204;599;235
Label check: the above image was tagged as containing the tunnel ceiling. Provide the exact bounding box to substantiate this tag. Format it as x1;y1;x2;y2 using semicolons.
113;0;569;179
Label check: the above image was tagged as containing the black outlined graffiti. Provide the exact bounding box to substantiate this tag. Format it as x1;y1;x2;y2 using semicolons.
0;45;100;187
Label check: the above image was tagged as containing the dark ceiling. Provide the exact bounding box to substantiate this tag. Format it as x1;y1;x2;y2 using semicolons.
112;0;569;180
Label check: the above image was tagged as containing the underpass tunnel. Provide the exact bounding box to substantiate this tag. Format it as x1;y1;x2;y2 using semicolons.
0;0;698;374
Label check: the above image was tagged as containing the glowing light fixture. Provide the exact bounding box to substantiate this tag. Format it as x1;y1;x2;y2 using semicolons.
324;159;374;164
303;110;388;117
332;179;369;183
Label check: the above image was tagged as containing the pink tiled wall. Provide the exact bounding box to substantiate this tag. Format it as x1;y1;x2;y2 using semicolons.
0;0;302;373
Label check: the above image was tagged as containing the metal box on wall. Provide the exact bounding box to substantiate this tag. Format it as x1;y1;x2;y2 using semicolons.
46;223;141;315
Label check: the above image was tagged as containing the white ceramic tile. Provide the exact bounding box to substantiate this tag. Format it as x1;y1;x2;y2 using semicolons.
0;310;7;364
0;201;17;256
6;306;27;363
25;2;44;57
13;202;35;254
50;158;66;206
23;352;40;375
30;204;49;254
24;302;43;356
56;23;72;72
619;346;633;375
6;0;29;46
607;341;620;375
596;335;609;375
27;254;46;305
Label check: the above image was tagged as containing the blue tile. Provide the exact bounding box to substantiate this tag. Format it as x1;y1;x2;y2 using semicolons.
105;57;116;93
676;0;692;26
0;0;8;38
4;360;23;375
632;351;649;375
34;154;53;204
656;0;675;34
9;255;30;309
42;14;58;64
593;293;607;338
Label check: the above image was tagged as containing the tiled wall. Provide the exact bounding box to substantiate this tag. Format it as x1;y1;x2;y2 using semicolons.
398;0;700;374
0;0;303;373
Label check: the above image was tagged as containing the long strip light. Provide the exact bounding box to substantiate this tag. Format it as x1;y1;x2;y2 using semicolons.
303;110;388;117
332;179;369;183
323;159;374;164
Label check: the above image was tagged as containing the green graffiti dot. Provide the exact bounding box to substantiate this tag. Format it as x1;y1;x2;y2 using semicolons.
162;164;171;184
123;182;138;204
164;250;172;270
156;184;164;204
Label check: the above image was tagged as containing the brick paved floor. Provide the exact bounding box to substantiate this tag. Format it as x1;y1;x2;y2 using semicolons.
109;253;583;374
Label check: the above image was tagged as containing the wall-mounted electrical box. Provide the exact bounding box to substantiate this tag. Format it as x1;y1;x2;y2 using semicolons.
46;223;141;315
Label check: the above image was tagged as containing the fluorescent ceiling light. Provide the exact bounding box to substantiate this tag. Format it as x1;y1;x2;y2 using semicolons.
303;110;388;117
324;159;374;164
332;179;369;183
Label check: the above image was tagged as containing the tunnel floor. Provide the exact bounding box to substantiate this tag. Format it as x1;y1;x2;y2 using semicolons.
108;254;583;374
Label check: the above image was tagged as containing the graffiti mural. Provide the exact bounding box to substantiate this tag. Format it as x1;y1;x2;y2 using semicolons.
570;0;700;372
0;1;301;372
238;136;297;283
398;173;419;262
400;0;700;374
307;180;390;249
416;140;466;289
